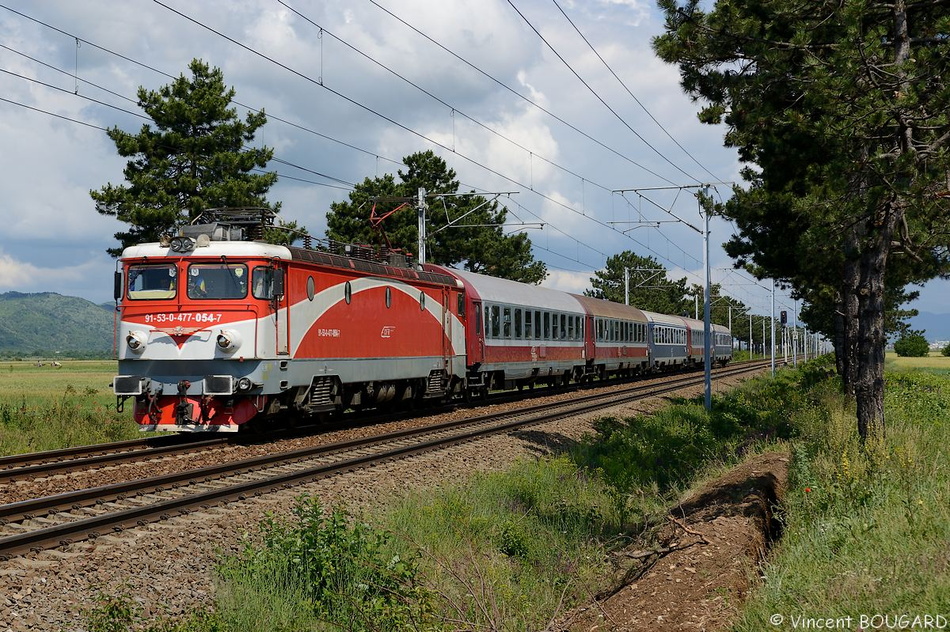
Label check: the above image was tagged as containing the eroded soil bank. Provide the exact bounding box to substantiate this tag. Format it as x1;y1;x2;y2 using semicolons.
556;450;789;632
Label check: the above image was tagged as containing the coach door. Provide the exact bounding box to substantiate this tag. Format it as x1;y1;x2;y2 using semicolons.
584;314;595;361
470;300;485;364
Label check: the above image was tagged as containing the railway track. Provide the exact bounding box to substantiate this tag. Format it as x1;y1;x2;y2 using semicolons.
0;360;770;559
0;360;769;483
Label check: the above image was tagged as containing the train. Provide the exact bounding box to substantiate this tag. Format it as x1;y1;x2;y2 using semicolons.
112;210;732;432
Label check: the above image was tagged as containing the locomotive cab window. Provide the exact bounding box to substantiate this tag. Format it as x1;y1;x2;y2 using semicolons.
127;264;178;300
252;267;278;300
188;263;248;300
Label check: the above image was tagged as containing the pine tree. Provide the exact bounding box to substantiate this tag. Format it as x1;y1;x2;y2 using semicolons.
91;59;279;256
655;0;950;440
326;150;546;284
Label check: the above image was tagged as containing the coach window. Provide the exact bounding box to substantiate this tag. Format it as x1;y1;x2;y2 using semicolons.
514;308;523;338
490;305;500;338
534;310;542;339
557;314;565;340
503;306;512;338
543;312;551;340
524;310;533;339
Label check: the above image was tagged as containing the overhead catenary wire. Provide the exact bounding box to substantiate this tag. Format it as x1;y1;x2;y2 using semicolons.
364;0;681;185
0;2;792;312
0;0;710;274
550;0;724;184
146;0;705;269
506;0;696;185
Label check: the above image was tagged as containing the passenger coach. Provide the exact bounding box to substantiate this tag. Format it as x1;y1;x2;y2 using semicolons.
429;266;588;393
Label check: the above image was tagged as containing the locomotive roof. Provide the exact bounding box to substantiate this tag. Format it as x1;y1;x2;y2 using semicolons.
287;247;460;287
570;294;648;322
429;266;584;313
121;241;460;287
121;241;293;259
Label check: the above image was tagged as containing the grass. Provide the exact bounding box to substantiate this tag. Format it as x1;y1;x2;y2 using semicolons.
733;369;950;628
0;359;139;456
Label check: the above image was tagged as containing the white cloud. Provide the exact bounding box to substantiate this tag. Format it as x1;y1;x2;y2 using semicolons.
0;0;944;316
0;252;41;287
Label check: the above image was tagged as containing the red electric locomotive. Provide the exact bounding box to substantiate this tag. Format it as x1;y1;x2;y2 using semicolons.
113;210;465;432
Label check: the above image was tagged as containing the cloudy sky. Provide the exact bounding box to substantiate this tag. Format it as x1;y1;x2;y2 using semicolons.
1;0;946;325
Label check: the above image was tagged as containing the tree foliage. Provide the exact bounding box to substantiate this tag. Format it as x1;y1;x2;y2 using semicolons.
326;151;546;284
586;251;690;315
91;59;280;256
654;0;950;439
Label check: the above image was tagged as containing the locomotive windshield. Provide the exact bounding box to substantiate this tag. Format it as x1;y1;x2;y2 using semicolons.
187;263;248;299
127;264;177;300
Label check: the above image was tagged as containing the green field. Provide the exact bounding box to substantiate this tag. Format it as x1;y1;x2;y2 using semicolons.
0;359;140;456
885;351;950;375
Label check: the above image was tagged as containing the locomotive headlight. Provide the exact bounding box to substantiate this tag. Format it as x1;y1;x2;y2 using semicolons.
169;236;196;253
236;377;253;392
125;330;148;353
216;329;242;352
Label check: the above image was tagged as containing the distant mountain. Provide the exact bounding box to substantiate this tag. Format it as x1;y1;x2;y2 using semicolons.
0;292;115;356
908;311;950;343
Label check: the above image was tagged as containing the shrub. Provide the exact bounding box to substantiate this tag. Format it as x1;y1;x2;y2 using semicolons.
893;333;929;357
942;342;950;357
217;497;433;632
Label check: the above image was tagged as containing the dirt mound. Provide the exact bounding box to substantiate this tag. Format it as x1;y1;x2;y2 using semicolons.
554;450;789;632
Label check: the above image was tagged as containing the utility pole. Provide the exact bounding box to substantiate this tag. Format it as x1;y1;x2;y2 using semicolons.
770;281;776;376
624;267;630;306
702;186;712;411
793;299;799;367
417;187;427;265
406;189;521;266
611;183;728;411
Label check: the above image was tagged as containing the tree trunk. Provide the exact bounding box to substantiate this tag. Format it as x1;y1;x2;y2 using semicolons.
839;219;862;399
853;235;890;441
